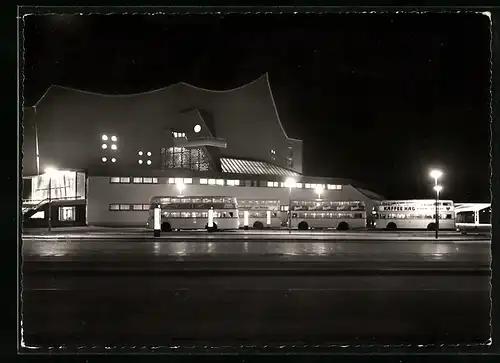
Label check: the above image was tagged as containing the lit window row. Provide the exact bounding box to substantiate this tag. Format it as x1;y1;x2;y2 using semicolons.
173;132;186;138
101;157;116;163
107;176;343;190
132;177;159;184
168;177;193;184
327;184;342;190
200;178;230;186
109;203;150;211
110;177;159;184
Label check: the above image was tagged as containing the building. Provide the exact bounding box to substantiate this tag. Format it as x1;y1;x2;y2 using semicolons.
22;73;384;228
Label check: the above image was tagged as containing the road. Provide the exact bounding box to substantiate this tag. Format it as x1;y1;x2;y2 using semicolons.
20;233;491;350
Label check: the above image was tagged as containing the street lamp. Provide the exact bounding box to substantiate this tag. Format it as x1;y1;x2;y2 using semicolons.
285;178;296;234
176;181;185;196
44;167;58;232
315;185;324;200
433;185;442;239
430;169;443;186
429;169;443;239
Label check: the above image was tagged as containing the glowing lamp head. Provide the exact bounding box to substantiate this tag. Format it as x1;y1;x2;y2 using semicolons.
285;178;296;189
433;185;443;193
44;167;57;175
194;124;201;133
176;181;185;194
430;169;443;180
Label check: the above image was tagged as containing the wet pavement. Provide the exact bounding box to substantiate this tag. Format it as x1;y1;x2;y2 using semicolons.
22;237;490;266
20;233;491;350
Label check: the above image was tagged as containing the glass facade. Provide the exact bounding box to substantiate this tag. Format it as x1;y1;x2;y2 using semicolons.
29;171;86;201
161;147;213;171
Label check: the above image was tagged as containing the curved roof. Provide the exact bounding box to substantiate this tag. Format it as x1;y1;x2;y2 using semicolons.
25;73;300;143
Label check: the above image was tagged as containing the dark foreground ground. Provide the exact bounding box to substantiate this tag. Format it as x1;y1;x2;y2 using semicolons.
20;234;491;351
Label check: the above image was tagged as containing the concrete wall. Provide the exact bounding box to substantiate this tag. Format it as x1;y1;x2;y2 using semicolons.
87;176;374;226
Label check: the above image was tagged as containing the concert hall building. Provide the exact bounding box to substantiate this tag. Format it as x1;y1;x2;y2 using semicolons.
21;73;383;228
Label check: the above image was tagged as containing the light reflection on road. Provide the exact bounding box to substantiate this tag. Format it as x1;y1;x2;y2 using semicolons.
23;239;490;261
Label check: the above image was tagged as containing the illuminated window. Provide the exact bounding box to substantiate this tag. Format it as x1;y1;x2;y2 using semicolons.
208;179;216;185
183;178;193;184
216;179;224;186
111;144;117;150
152;178;158;184
296;183;303;188
120;204;131;211
101;135;108;141
120;177;130;183
111;158;116;163
143;177;153;184
31;211;45;219
273;181;279;187
133;177;143;183
138;160;143;164
305;183;311;189
109;204;120;211
111;135;117;142
175;178;183;184
102;144;108;149
194;124;201;133
110;177;120;183
227;180;235;186
267;181;273;187
58;206;76;221
132;204;143;211
168;178;175;184
102;157;107;163
200;178;208;184
234;180;240;186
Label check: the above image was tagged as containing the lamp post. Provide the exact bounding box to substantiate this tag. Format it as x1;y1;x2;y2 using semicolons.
315;185;324;200
44;167;57;232
176;181;185;196
285;178;296;234
433;185;443;239
429;169;443;240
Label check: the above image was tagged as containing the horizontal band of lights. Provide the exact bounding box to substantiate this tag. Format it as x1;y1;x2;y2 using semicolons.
110;177;158;184
291;212;365;219
109;203;150;211
168;177;193;184
108;177;343;190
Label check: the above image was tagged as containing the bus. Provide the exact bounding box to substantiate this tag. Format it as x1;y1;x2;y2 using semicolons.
288;200;367;230
237;199;281;229
455;203;491;235
146;195;239;232
372;199;455;230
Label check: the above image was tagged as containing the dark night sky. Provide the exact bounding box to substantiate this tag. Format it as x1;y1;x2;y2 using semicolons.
22;13;491;202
